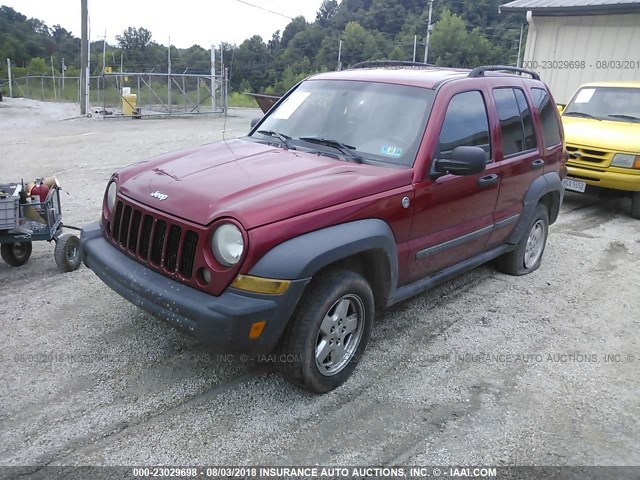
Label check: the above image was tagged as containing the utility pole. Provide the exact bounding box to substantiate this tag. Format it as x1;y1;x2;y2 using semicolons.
62;57;66;92
118;52;123;92
516;23;524;67
220;44;224;83
51;56;57;100
424;0;434;64
337;40;343;71
6;59;12;98
102;31;106;73
413;35;417;62
211;45;216;111
168;36;171;114
80;0;88;115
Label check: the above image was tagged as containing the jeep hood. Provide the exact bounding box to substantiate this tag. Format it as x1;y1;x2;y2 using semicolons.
562;116;640;152
117;138;412;229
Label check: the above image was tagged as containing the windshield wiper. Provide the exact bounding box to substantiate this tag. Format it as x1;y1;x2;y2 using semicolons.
607;114;640;123
298;137;363;164
257;130;294;149
563;111;601;121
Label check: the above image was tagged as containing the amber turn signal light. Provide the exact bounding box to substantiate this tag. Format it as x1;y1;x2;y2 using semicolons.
249;320;267;339
230;275;291;295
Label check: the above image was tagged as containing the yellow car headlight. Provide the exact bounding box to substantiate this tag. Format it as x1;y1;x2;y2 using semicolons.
611;154;640;169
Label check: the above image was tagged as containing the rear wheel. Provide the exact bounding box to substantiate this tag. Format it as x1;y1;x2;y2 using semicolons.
1;241;32;267
496;203;549;276
54;234;81;272
278;269;374;393
631;192;640;219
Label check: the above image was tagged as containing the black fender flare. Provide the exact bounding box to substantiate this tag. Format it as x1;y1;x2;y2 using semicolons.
248;219;399;301
507;171;564;245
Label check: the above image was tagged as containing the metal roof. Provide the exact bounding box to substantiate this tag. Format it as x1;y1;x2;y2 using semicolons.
500;0;640;14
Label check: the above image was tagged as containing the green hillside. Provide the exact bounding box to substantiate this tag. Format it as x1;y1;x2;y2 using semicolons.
0;1;525;94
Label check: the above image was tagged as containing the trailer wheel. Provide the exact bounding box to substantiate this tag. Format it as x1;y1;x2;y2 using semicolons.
54;234;81;272
1;242;33;267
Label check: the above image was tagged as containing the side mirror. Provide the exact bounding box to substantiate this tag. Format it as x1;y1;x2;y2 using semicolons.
250;117;262;129
556;104;565;114
434;146;487;176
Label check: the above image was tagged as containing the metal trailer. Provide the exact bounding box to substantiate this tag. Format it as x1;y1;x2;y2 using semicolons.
0;182;81;272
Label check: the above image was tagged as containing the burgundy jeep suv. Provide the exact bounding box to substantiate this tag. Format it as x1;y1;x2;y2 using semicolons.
80;63;566;393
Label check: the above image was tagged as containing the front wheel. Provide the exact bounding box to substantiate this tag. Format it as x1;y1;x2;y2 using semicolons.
495;203;549;276
278;269;374;393
1;242;33;267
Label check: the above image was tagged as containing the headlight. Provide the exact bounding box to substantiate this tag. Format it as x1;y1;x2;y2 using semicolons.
611;154;640;169
106;181;117;212
212;223;244;266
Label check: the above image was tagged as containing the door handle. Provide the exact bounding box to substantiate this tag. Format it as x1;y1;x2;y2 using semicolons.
477;174;499;188
531;159;545;170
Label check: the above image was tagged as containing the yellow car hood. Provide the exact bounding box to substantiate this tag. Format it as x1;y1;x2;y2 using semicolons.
562;116;640;153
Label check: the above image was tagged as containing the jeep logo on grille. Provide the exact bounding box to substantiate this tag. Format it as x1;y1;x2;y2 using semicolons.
150;191;168;200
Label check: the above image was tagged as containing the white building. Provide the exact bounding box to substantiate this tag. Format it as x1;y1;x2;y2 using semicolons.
500;0;640;103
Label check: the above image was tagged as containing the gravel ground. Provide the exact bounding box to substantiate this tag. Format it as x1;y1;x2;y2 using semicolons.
1;98;639;469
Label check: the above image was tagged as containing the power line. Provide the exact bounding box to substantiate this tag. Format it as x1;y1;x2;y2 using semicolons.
234;0;294;20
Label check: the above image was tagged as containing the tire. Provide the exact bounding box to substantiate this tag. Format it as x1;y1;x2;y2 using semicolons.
1;241;32;267
54;234;81;272
278;269;375;393
495;203;549;276
631;192;640;219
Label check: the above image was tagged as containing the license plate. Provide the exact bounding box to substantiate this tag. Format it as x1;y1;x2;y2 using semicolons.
563;177;586;193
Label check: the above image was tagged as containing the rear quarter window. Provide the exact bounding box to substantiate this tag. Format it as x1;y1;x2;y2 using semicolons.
531;88;562;148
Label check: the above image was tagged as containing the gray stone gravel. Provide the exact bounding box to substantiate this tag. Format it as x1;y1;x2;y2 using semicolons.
1;98;638;468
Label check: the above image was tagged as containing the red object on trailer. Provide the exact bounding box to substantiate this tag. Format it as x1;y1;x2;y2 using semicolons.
30;179;50;202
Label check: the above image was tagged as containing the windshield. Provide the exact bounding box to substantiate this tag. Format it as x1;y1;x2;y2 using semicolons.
250;79;436;167
564;87;640;122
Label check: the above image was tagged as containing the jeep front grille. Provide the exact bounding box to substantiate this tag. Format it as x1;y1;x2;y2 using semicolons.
109;199;199;278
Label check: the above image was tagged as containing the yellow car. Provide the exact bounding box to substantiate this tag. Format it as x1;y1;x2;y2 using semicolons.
560;81;640;218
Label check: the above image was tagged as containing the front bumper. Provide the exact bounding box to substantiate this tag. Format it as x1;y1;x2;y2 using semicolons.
80;222;310;353
566;164;640;192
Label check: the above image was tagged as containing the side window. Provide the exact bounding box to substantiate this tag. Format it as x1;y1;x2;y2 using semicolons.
531;88;562;148
514;89;537;151
437;91;491;162
493;88;538;157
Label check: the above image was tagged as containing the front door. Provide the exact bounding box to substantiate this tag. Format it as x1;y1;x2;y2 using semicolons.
408;88;501;283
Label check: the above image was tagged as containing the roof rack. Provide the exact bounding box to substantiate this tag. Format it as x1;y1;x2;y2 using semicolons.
469;65;540;81
350;60;438;70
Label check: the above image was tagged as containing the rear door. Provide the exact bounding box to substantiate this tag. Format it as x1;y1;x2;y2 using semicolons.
408;87;501;282
531;87;565;176
487;85;545;247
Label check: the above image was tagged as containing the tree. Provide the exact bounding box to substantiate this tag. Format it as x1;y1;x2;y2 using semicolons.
316;0;338;26
116;27;153;50
27;57;47;75
268;31;281;55
340;22;378;67
231;35;272;92
282;25;325;64
281;16;307;49
429;9;498;68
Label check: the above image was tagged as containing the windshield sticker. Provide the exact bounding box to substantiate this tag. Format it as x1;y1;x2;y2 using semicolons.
381;146;403;157
273;91;311;119
574;88;595;104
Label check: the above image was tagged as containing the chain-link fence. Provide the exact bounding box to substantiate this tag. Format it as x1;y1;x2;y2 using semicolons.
1;75;80;103
0;71;228;117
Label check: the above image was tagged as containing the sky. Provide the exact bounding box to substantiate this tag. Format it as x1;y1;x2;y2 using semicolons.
1;0;324;47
